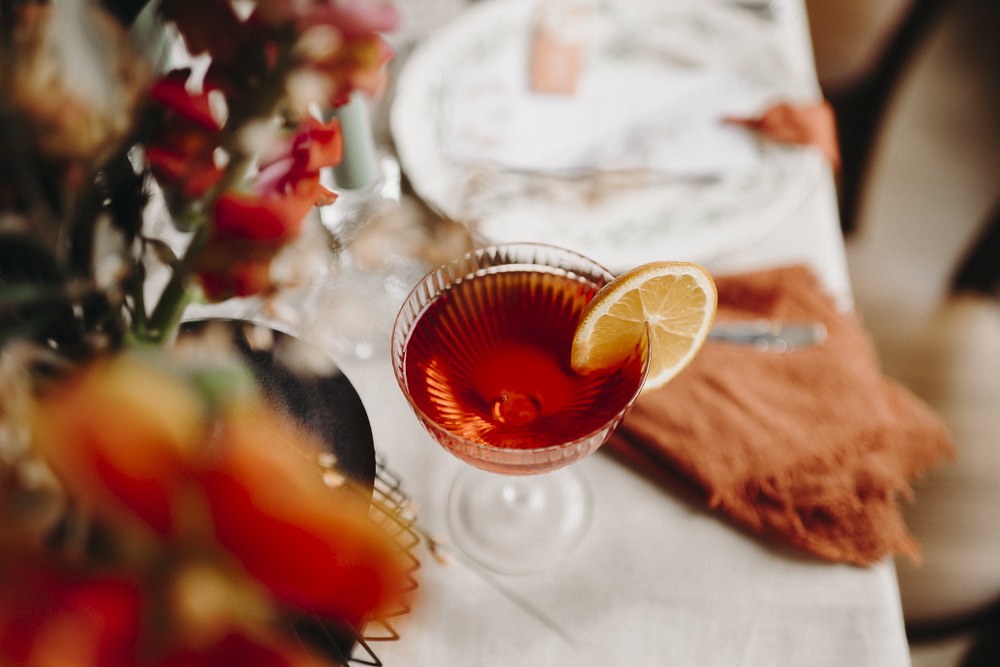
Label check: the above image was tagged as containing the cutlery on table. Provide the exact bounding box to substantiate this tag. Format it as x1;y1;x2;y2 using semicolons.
708;319;827;352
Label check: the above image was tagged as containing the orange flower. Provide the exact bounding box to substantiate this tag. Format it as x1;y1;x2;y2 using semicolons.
32;354;206;536
257;116;344;179
199;406;407;625
303;34;395;107
33;352;408;628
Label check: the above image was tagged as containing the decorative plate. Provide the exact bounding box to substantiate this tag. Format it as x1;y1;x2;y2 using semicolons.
391;0;826;271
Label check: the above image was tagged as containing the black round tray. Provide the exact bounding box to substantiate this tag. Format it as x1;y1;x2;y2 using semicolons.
178;319;377;664
178;319;376;489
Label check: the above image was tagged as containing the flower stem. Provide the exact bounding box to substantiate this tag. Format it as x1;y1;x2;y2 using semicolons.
130;223;210;345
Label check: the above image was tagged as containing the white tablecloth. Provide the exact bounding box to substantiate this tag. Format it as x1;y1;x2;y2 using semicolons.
330;0;909;662
322;160;910;667
188;0;912;663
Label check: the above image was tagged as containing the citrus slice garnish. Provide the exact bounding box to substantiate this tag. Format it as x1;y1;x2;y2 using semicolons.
571;262;717;393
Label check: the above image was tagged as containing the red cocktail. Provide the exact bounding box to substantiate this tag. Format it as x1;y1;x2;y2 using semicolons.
391;244;649;572
393;244;648;474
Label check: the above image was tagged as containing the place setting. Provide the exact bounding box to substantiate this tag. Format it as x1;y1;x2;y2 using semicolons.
365;1;950;664
370;252;951;665
390;0;832;271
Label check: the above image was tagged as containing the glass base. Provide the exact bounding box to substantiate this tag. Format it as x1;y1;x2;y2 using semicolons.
447;465;594;574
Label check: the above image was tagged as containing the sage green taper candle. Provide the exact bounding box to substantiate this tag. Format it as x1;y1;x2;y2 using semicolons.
332;92;376;190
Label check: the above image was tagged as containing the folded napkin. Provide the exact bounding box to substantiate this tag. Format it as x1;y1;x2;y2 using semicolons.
605;265;953;566
728;101;842;174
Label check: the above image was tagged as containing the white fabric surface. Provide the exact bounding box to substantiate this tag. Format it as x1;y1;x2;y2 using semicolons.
188;0;913;663
319;161;911;667
330;0;907;663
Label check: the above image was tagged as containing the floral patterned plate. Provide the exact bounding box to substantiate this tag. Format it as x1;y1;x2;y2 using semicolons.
391;0;826;271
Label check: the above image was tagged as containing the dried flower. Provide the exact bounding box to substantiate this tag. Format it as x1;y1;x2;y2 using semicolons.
9;0;151;163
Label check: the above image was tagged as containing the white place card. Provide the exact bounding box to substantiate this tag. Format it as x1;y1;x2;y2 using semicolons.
441;63;761;177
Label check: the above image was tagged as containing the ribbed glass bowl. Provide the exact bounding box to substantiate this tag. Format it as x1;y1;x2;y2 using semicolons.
391;243;649;475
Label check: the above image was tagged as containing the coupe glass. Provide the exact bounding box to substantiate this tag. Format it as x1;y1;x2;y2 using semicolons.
391;243;649;573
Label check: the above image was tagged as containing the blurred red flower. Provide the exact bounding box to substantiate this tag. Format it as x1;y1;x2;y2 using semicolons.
155;632;319;667
0;561;331;667
147;73;226;199
31;353;408;629
159;0;249;68
195;117;343;300
0;563;143;667
32;354;205;536
200;405;406;625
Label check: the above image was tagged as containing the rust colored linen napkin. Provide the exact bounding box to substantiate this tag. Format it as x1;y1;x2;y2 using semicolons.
727;100;842;174
605;265;953;566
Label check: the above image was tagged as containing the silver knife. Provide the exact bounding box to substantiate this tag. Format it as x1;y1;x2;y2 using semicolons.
707;319;827;352
731;0;782;20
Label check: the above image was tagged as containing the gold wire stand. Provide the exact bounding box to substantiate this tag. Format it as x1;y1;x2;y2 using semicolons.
348;456;421;666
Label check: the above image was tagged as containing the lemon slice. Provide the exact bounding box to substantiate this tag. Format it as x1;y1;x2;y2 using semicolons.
571;262;717;393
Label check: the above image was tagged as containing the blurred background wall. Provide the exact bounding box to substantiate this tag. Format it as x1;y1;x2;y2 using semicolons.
804;1;1000;665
